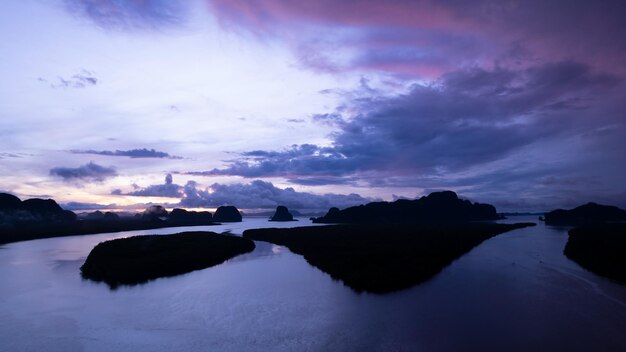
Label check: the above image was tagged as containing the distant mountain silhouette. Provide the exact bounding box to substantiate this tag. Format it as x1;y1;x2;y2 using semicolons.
168;208;213;225
269;205;296;222
213;206;242;222
544;202;626;225
0;193;77;225
141;205;169;221
0;193;218;244
0;193;22;209
312;190;500;224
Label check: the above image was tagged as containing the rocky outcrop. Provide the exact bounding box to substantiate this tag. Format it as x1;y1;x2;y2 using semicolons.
213;206;242;222
312;190;500;224
269;206;296;222
168;208;213;225
544;203;626;225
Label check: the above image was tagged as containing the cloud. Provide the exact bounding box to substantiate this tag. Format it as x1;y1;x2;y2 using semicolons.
71;148;182;159
41;70;99;89
64;0;187;29
179;179;376;211
61;202;118;211
208;0;626;77
193;61;623;183
116;173;183;197
49;162;118;182
0;153;23;159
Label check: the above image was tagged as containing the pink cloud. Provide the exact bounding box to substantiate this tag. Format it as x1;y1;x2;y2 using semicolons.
206;0;626;78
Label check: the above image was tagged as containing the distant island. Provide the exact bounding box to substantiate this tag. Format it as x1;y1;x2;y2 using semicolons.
543;202;626;225
80;231;255;288
244;222;535;293
213;205;242;222
244;190;534;293
0;193;248;244
269;205;297;222
312;190;501;224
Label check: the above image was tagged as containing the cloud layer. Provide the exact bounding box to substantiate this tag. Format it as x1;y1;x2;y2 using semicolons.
196;62;623;182
180;179;375;211
64;0;186;29
71;148;182;159
118;174;183;198
50;162;117;182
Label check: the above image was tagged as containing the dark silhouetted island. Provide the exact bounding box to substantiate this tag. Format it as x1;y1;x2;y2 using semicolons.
543;202;626;225
244;222;535;293
269;205;296;222
0;193;218;244
564;223;626;283
80;231;255;288
168;208;213;225
312;190;501;224
213;205;242;222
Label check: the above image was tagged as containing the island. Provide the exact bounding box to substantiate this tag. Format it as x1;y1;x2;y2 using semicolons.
312;190;501;224
244;222;535;293
543;202;626;225
269;205;297;221
0;193;219;244
213;205;242;222
80;231;255;288
564;223;626;283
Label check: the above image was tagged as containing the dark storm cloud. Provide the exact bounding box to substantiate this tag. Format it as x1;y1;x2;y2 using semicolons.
197;61;623;185
71;148;182;159
64;0;186;29
116;174;183;198
49;162;117;182
179;179;375;210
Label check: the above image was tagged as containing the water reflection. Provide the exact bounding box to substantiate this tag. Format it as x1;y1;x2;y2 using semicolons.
1;216;626;351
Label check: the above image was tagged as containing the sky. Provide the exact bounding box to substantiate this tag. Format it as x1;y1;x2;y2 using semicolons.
0;0;625;213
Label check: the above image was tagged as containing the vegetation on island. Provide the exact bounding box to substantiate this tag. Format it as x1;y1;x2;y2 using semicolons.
244;222;535;293
80;231;255;288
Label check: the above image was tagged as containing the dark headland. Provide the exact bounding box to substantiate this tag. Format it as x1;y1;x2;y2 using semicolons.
245;190;534;293
80;231;255;288
548;201;626;283
244;223;534;293
0;193;222;244
564;223;626;283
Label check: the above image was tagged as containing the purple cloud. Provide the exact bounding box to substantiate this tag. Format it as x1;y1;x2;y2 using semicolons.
208;0;626;77
117;174;183;198
49;162;117;182
64;0;186;29
180;179;376;211
71;148;182;159
192;61;623;182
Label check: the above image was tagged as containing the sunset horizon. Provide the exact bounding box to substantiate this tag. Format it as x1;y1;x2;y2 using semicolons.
1;0;624;214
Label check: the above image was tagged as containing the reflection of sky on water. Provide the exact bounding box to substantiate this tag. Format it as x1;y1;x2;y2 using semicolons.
1;216;626;351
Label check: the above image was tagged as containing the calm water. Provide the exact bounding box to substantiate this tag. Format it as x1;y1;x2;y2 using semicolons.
1;216;626;351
